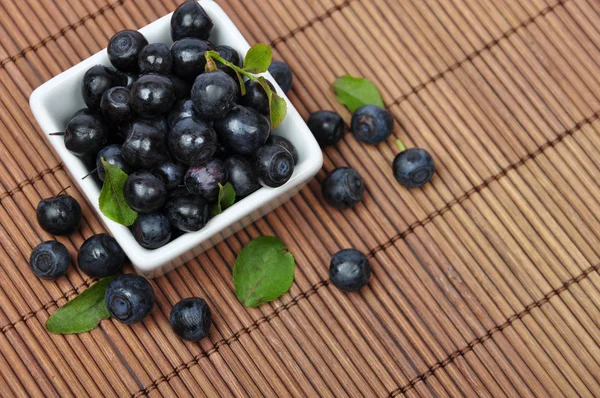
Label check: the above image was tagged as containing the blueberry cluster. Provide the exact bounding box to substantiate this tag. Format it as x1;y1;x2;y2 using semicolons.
60;1;297;250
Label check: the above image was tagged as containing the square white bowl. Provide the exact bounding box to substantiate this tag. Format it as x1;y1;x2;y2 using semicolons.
30;1;323;278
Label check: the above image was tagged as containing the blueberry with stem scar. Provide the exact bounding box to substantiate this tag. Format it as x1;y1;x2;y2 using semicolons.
105;274;155;324
329;249;371;292
108;30;148;73
351;105;393;145
392;140;435;188
29;241;71;280
321;167;364;210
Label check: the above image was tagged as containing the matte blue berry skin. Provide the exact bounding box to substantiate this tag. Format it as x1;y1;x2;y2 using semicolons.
308;110;346;147
105;274;155;325
321;167;365;210
268;60;293;93
29;241;70;280
393;148;435;188
329;249;371;292
351;105;393;144
170;297;211;341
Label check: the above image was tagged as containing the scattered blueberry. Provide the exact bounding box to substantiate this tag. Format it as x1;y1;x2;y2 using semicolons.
108;30;148;73
82;65;127;109
184;158;227;202
240;80;274;116
78;233;126;278
105;274;155;325
132;213;172;249
138;43;173;75
96;144;133;181
322;167;365;210
225;156;260;198
121;121;170;169
191;70;238;120
167;99;197;129
36;194;82;236
171;38;212;81
253;145;294;188
171;1;214;41
63;112;108;157
123;171;167;213
170;297;211;341
130;74;176;117
100;86;133;123
393;145;435;188
329;249;371;292
308;110;346;147
351;105;393;144
167;117;217;165
214;105;271;156
268;60;292;93
166;194;209;232
152;162;187;191
214;45;242;80
267;135;298;164
29;241;70;280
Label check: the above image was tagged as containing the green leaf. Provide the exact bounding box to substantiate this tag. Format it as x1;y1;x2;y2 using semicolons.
243;43;272;74
233;236;295;308
210;182;236;216
46;277;116;334
99;159;137;226
258;77;287;129
332;75;384;112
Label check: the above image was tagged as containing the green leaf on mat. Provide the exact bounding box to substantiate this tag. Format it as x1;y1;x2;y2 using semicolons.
99;159;138;226
46;277;116;334
210;182;236;216
243;43;272;73
332;75;384;112
233;236;295;308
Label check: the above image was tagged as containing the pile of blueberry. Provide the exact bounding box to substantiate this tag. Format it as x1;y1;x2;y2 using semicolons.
60;1;296;250
31;192;211;340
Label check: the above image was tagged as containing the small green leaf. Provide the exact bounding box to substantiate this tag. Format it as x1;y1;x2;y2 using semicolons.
243;43;272;74
99;159;137;226
233;236;295;308
210;182;236;216
332;75;384;112
46;277;116;334
258;77;287;129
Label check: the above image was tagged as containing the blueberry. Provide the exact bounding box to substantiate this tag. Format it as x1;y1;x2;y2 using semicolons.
167;99;196;129
351;105;393;144
167;118;217;165
267;135;298;164
214;45;242;80
214;105;270;156
108;30;148;73
168;75;192;101
132;213;172;249
123;171;167;213
240;80;274;116
36;194;82;236
100;86;133;123
224;156;260;198
171;1;214;41
82;65;127;109
152;162;187;191
137;43;172;75
191;70;238;120
308;110;346;147
78;233;126;277
171;38;212;81
138;115;169;134
166;194;209;232
268;60;293;93
64;112;109;157
184;158;227;202
393;148;435;188
170;297;211;341
253;145;294;188
29;241;70;280
105;274;155;324
322;167;364;209
130;74;176;117
121;121;170;169
329;249;371;292
96;144;133;181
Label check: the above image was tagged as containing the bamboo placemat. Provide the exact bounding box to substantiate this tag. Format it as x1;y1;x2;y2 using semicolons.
1;0;600;396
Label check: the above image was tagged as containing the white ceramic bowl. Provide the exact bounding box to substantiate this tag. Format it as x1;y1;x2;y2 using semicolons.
30;1;322;277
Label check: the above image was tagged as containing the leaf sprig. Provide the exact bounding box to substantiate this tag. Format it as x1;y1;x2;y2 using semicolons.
205;44;287;128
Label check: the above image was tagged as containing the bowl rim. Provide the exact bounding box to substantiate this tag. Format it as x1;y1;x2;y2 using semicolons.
29;0;323;273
